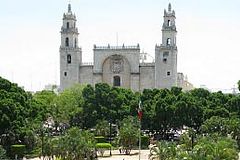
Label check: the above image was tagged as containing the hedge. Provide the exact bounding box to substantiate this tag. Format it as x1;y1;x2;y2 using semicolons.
10;145;26;159
95;136;107;143
95;143;112;149
95;143;112;156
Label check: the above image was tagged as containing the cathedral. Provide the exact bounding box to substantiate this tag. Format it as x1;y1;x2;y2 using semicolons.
60;3;192;91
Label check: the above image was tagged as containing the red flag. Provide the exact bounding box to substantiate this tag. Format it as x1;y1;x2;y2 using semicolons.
138;100;143;120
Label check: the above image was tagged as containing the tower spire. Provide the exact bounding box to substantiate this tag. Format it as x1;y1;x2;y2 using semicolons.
168;3;172;12
154;3;178;89
68;3;72;13
60;1;82;91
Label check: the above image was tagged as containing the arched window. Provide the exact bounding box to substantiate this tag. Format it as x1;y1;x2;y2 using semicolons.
67;54;71;64
168;20;171;26
65;37;69;47
74;38;77;48
163;52;169;63
113;76;121;87
167;38;171;45
67;22;70;29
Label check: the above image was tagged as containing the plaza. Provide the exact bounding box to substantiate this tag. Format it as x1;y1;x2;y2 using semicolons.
26;150;150;160
98;150;150;160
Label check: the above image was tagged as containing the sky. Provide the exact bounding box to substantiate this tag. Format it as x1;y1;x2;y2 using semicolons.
0;0;240;92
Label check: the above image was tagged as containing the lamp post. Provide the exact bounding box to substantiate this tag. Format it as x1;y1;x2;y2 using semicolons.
139;119;141;160
109;122;112;156
138;100;143;160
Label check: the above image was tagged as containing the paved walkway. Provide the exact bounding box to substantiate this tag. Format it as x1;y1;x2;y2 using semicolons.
26;150;240;160
26;150;150;160
98;150;150;160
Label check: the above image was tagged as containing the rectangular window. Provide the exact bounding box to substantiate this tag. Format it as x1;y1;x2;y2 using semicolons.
64;72;67;76
167;71;171;76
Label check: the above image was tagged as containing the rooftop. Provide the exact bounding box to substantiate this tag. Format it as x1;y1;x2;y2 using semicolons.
93;44;140;50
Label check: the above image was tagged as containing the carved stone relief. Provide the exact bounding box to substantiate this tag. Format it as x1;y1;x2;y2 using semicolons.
110;55;124;74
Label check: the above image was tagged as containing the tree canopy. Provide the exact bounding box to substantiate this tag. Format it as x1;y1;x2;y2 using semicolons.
1;76;240;159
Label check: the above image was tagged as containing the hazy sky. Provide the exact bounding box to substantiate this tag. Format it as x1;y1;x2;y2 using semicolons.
0;0;240;92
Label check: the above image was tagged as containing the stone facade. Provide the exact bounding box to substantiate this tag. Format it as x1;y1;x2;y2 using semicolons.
60;3;186;91
177;73;194;91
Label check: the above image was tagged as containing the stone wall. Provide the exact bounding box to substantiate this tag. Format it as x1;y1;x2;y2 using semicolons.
60;48;81;90
93;45;140;74
79;65;93;85
102;55;131;89
155;46;177;89
140;63;155;91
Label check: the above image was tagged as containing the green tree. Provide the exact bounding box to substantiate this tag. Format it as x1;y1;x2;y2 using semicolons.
141;89;158;131
190;88;210;99
155;99;174;134
170;86;182;96
226;96;240;116
52;84;84;131
81;83;137;128
54;127;96;160
32;90;57;122
226;118;240;148
178;132;194;151
82;84;98;128
192;136;238;160
0;77;40;152
94;120;110;137
200;116;228;136
118;116;139;155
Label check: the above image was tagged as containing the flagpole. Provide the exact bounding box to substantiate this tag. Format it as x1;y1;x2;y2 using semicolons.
139;118;141;160
138;100;142;160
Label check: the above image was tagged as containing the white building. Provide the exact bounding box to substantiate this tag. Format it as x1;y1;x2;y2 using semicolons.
60;3;189;91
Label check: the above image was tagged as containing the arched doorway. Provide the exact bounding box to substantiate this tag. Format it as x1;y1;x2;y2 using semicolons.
113;76;121;86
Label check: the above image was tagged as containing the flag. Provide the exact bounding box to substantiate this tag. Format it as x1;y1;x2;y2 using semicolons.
138;100;143;120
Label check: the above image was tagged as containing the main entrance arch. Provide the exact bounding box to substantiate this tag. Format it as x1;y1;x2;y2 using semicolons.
102;55;131;88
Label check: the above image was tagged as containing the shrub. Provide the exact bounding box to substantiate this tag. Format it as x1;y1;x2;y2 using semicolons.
0;145;7;159
95;136;106;143
24;147;41;159
10;145;26;159
95;143;112;156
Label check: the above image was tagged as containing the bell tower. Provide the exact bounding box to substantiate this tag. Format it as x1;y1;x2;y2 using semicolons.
155;3;178;89
60;3;82;90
